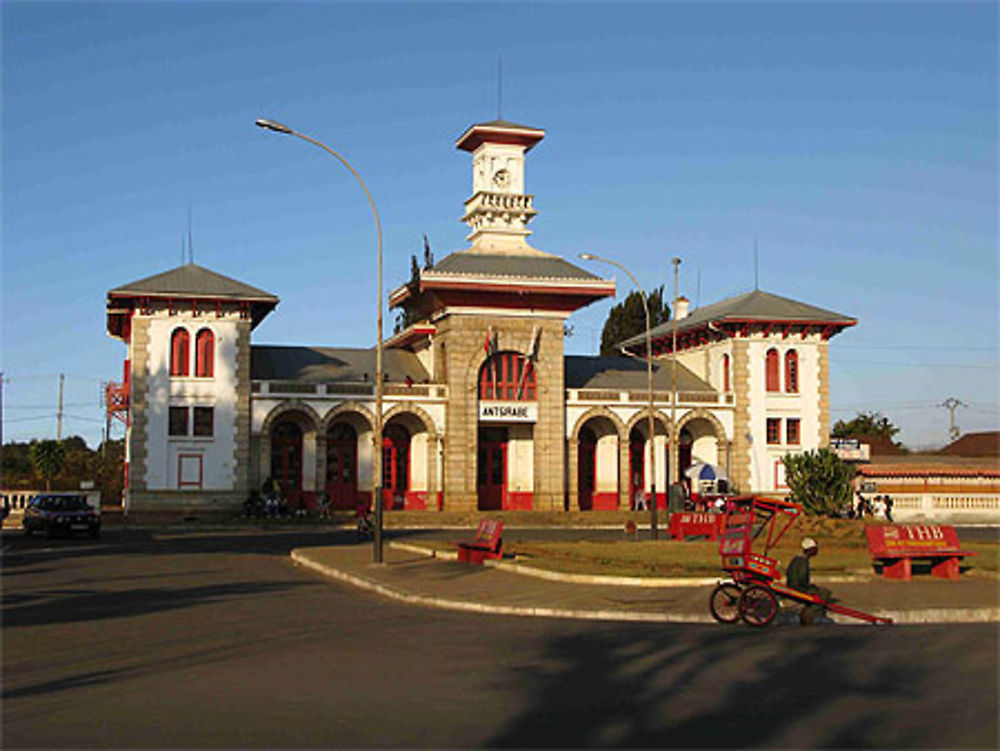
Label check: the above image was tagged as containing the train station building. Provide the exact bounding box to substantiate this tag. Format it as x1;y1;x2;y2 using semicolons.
106;118;856;512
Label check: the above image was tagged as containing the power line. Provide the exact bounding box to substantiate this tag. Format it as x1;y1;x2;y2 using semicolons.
834;361;997;369
836;344;998;352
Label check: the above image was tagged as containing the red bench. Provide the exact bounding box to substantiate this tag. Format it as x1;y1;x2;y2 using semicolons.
669;512;725;541
456;519;504;564
866;524;977;580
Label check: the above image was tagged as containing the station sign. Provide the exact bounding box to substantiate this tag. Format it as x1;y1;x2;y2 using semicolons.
478;401;537;423
830;437;870;462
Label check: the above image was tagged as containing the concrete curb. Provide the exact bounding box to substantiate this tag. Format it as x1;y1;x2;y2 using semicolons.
387;541;873;588
291;548;1000;625
290;549;714;624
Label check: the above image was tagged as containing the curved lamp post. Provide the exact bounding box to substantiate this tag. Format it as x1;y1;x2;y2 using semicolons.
580;253;659;540
256;118;385;563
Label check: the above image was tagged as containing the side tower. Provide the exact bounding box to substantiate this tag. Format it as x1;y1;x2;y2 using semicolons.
389;119;615;511
622;290;856;494
106;263;278;510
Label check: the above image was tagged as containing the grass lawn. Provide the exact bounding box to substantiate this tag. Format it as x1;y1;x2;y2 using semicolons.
415;516;1000;579
503;539;1000;578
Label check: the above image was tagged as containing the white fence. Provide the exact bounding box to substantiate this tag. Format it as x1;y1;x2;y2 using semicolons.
889;493;999;525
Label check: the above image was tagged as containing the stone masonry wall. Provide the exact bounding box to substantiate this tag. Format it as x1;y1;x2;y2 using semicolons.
817;341;830;449
730;339;752;492
233;321;252;495
128;317;150;492
437;314;566;511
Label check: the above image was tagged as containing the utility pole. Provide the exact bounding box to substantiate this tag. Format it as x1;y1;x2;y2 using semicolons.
939;397;966;442
57;373;65;440
102;381;111;458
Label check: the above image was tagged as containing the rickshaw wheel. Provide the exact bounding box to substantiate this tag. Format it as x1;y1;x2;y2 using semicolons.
739;585;778;627
709;583;742;623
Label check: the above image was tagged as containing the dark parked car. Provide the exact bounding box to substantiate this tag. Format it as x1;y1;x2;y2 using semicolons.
23;494;100;539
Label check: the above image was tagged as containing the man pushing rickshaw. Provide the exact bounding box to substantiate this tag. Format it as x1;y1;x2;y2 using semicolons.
709;495;892;627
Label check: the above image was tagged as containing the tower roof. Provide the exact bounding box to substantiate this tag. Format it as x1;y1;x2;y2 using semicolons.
621;289;857;353
106;262;279;338
108;262;278;301
455;119;546;152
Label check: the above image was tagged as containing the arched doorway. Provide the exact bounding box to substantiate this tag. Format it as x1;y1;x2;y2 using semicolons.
271;419;303;503
578;426;596;511
575;414;621;511
629;427;644;509
679;427;694;478
382;424;410;510
326;422;357;510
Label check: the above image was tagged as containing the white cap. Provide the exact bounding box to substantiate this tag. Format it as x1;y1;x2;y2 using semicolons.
802;537;818;551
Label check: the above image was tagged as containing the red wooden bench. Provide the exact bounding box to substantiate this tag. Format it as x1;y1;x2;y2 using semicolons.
456;519;503;564
669;512;725;541
866;524;977;580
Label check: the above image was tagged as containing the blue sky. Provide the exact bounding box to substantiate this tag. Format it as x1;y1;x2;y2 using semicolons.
3;1;997;450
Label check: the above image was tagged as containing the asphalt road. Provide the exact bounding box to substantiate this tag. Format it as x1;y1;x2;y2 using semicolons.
3;527;997;749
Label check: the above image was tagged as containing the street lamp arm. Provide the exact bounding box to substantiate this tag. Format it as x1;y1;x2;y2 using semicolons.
275;128;383;253
579;252;658;539
256;117;385;562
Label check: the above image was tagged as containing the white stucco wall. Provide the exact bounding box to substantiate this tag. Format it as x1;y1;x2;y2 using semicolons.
746;337;822;492
507;424;534;493
142;317;239;491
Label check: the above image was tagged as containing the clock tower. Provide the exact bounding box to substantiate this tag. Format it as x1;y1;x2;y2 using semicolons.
455;119;546;253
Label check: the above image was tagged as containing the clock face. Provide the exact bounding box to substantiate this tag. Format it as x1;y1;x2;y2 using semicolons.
492;168;511;189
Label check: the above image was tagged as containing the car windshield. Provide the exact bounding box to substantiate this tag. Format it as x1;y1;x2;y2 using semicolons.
39;497;89;511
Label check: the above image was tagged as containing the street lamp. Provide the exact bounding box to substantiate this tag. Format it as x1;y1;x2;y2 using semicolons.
579;253;659;540
670;257;681;491
256;117;386;563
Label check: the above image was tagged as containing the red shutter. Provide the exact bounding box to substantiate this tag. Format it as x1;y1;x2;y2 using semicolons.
195;329;214;378
171;329;190;377
765;349;779;392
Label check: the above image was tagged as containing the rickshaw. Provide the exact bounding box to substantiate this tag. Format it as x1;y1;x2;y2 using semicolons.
709;495;893;627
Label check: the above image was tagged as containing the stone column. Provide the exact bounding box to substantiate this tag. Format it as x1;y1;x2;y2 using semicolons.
730;340;752;493
817;340;830;448
129;317;151;493
315;430;328;498
617;429;629;509
233;321;252;496
530;319;567;512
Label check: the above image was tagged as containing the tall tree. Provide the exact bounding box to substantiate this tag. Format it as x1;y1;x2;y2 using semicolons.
832;411;901;442
599;286;671;357
29;440;66;491
782;448;855;517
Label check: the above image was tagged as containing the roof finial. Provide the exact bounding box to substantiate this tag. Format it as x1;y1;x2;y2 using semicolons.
497;55;503;119
753;236;759;291
187;205;194;264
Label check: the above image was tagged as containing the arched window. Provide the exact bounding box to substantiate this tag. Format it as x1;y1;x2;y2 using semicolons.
785;350;798;393
765;348;779;392
722;354;730;392
195;329;215;378
479;352;536;401
170;328;190;377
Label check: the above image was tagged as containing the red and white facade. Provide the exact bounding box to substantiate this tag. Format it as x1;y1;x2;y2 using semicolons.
108;118;856;512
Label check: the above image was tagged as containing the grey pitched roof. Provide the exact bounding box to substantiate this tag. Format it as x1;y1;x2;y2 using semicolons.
565;355;713;392
251;346;430;384
622;289;856;348
109;263;278;301
427;251;603;281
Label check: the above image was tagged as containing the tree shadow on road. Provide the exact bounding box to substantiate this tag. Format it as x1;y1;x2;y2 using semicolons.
485;623;996;749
